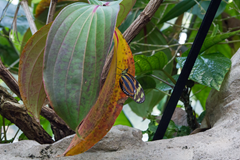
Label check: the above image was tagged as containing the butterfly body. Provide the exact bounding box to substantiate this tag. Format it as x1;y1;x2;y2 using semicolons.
119;68;145;103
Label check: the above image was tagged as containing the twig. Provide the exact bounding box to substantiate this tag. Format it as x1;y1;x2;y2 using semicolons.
0;59;20;98
46;0;58;24
20;0;37;34
123;0;164;43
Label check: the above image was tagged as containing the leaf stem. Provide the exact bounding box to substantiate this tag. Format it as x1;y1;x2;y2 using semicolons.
161;69;177;84
150;74;175;88
2;117;7;141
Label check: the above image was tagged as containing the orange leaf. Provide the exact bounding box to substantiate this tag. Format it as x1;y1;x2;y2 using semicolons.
62;27;134;156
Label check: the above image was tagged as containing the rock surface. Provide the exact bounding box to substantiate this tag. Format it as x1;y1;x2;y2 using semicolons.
1;51;240;160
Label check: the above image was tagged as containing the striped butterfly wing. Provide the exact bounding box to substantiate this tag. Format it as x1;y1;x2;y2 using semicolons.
127;74;145;103
119;73;136;96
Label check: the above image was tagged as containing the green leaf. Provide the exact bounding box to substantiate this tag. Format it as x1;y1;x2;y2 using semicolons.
114;111;132;127
128;89;164;118
18;133;28;141
177;52;231;91
0;115;12;127
43;2;120;130
164;120;178;139
40;116;53;137
137;76;156;90
134;51;168;76
192;84;211;110
177;126;191;137
19;23;51;120
116;0;136;27
182;29;240;57
159;0;201;24
192;1;227;20
197;110;206;123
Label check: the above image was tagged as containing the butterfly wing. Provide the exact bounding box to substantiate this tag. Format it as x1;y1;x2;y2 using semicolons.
128;74;145;103
119;73;136;96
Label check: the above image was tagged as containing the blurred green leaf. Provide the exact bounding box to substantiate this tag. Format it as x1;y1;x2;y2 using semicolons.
192;1;227;20
197;111;206;123
129;89;164;118
164;120;178;139
183;29;240;57
159;0;201;24
177;126;191;137
0;115;12;127
192;84;211;110
40;116;53;137
18;133;28;141
114;111;132;127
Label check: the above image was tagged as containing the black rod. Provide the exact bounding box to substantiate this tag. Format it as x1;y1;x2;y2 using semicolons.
153;0;222;140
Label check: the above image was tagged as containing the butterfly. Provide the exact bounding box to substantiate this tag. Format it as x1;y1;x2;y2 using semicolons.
118;68;145;103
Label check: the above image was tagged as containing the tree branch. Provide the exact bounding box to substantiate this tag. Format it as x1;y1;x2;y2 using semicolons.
0;59;74;142
46;0;58;24
20;0;37;34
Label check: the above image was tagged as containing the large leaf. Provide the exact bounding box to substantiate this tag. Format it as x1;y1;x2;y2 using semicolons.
43;2;120;130
159;0;201;24
182;29;240;57
63;27;133;156
18;23;51;119
177;52;231;91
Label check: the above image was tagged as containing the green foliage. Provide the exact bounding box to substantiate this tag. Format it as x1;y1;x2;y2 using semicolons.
177;52;231;91
143;118;191;141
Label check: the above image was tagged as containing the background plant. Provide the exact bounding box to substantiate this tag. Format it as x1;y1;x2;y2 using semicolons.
0;0;239;149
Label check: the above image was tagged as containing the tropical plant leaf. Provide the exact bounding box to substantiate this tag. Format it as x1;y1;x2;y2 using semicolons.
43;2;120;130
192;84;211;110
159;0;201;24
63;27;133;156
134;51;168;76
116;0;136;27
128;89;164;118
177;52;231;91
114;111;132;127
182;29;240;57
18;23;52;119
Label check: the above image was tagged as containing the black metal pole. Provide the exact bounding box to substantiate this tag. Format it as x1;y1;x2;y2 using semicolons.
153;0;222;140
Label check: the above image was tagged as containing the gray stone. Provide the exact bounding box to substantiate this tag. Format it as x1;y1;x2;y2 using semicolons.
1;50;240;159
